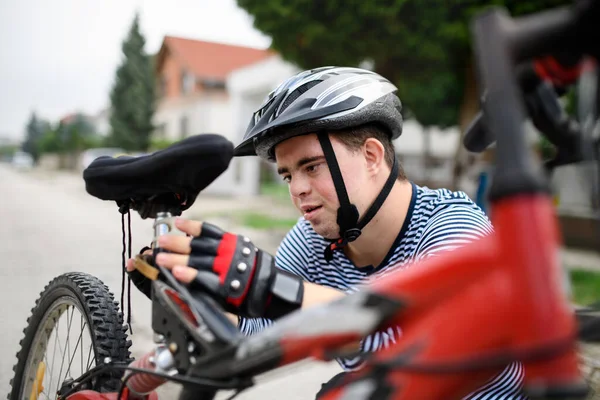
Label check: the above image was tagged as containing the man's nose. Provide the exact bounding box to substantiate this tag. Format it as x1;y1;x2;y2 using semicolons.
289;175;311;198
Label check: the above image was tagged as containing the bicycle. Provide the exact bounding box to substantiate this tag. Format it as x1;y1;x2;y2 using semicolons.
7;0;600;398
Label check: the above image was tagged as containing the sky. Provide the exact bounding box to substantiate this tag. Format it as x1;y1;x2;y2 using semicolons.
0;0;272;142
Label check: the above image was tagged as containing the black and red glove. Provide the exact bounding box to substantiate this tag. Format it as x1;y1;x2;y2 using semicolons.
186;223;304;320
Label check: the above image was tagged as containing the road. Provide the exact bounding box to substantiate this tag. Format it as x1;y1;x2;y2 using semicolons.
0;164;341;399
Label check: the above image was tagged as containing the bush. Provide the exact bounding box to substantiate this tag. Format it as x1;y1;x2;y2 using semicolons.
150;138;178;151
0;144;18;160
37;130;62;154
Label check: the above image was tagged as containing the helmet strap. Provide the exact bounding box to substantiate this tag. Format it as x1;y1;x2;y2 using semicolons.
317;132;399;262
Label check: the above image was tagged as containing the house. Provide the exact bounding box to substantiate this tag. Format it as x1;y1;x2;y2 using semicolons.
226;55;301;195
153;35;273;195
393;120;461;189
89;108;111;137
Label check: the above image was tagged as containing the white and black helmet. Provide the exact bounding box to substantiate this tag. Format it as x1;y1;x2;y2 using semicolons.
234;66;403;261
234;66;403;159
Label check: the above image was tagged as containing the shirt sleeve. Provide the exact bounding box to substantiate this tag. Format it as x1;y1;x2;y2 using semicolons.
237;219;314;336
415;202;493;260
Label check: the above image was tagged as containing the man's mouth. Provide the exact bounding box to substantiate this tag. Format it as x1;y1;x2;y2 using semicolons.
302;205;323;220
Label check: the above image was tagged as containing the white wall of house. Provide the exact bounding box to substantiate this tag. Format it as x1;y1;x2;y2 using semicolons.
552;163;596;217
91;108;111;137
154;96;233;142
153;94;241;196
393;119;461;186
226;55;301;196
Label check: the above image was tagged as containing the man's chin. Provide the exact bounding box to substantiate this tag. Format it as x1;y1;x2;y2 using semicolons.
308;221;339;240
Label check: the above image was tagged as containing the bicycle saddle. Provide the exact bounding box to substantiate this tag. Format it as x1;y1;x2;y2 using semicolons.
83;134;234;217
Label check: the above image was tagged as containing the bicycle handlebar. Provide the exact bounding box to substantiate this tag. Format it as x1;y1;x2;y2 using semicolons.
471;1;599;201
463;64;587;169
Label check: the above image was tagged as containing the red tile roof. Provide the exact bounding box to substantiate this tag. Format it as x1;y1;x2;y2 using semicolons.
157;36;274;80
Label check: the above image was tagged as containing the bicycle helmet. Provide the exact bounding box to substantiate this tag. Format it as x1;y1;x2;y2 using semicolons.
235;66;402;159
234;66;404;261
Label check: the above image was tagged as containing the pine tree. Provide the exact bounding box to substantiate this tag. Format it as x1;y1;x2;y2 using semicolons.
108;13;156;151
22;112;49;163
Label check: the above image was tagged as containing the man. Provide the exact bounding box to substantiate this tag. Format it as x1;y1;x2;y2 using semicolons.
127;67;524;399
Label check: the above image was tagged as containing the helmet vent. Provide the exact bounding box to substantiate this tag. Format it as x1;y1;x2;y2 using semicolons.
279;80;321;115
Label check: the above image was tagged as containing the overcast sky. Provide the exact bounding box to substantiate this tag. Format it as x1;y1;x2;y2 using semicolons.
0;0;271;141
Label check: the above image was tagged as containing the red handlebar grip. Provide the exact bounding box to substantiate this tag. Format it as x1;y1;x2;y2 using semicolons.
533;55;586;87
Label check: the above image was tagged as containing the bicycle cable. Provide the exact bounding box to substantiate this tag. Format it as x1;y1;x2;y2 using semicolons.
60;361;254;398
118;205;134;335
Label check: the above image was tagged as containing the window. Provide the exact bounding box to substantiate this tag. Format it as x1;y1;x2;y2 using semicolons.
181;70;195;94
159;76;167;98
179;116;188;139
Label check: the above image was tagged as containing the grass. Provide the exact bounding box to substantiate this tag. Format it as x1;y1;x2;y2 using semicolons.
236;211;298;231
569;268;600;306
197;182;297;232
260;181;291;204
205;209;298;231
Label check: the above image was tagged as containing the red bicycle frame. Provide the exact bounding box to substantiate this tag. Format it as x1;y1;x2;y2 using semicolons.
67;2;599;399
67;195;583;399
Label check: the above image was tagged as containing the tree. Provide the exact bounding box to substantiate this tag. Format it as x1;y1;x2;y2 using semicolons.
57;114;98;153
236;0;571;188
21;112;50;164
108;13;156;151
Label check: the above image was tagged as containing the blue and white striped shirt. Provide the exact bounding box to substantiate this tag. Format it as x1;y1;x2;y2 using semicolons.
239;183;526;399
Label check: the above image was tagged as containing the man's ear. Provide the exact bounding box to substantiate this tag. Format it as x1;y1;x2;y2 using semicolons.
363;138;386;175
362;138;385;174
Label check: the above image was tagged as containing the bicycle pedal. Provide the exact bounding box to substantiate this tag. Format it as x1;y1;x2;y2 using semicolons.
133;255;159;281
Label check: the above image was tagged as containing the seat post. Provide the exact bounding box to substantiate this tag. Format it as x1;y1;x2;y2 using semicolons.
152;211;187;257
153;211;173;250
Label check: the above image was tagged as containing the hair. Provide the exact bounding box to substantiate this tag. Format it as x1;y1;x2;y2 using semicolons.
330;123;407;181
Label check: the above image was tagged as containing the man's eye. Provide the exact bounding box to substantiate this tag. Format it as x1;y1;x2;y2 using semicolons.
282;175;291;183
306;164;319;173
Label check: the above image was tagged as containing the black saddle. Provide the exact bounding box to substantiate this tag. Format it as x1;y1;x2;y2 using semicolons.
83;134;234;218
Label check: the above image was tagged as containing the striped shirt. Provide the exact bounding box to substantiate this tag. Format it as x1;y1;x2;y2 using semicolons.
239;183;526;399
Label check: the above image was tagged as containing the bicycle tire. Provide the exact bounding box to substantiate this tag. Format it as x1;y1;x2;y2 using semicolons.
7;272;132;399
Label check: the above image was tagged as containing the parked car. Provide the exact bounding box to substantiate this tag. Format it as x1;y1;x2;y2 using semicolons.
11;151;34;170
80;148;125;170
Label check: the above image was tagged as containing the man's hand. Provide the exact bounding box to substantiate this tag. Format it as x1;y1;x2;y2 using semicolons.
128;218;304;319
125;247;155;299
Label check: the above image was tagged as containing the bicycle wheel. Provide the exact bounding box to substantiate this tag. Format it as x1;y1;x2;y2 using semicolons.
7;272;132;399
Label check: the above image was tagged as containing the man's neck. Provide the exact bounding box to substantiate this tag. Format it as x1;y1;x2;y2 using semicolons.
344;180;413;268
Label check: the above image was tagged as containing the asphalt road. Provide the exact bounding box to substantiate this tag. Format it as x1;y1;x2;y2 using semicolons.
0;164;341;399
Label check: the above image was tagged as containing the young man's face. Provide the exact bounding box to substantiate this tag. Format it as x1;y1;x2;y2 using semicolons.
275;133;372;239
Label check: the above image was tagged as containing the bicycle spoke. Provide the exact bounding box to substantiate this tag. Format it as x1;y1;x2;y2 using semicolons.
81;315;84;375
63;319;85;384
86;343;95;371
42;351;52;398
48;311;62;394
57;306;75;392
41;318;60;398
66;304;75;361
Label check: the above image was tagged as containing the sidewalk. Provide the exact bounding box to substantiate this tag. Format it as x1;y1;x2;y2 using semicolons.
561;247;600;271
